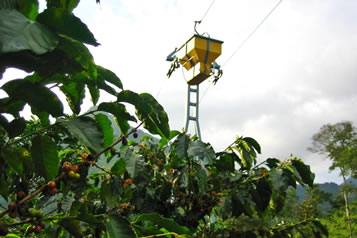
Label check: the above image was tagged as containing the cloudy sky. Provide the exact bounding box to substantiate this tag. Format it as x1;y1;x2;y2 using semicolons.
4;0;357;184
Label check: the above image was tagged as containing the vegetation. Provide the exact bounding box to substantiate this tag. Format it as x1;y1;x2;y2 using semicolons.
321;200;357;238
0;0;331;237
308;121;357;238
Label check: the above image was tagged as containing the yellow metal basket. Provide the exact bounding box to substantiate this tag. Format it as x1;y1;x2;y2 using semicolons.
177;34;223;85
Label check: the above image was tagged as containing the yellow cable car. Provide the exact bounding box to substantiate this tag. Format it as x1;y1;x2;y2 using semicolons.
177;34;223;85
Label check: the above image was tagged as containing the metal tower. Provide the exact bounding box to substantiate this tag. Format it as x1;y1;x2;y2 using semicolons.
166;34;223;140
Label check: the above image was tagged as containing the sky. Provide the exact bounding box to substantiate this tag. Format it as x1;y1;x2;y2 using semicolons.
4;0;357;184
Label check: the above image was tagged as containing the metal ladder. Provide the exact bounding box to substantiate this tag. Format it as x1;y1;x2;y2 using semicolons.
184;84;201;140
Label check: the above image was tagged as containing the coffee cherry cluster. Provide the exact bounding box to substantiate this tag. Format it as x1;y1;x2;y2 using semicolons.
27;222;45;234
44;180;57;196
80;153;94;166
117;203;135;214
123;178;133;189
7;191;29;219
62;162;81;180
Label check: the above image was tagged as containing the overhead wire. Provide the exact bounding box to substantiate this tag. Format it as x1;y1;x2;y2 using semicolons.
199;0;283;103
158;0;216;100
222;0;283;67
198;0;216;24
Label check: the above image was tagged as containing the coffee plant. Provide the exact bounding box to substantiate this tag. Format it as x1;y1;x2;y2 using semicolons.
0;0;328;237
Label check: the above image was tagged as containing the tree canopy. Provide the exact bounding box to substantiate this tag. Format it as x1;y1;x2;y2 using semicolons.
308;121;357;238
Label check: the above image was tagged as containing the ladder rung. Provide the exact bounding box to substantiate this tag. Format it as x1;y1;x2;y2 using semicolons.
189;102;197;106
189;88;198;93
189;116;196;121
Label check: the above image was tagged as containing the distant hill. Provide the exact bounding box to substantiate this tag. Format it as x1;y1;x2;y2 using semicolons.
295;178;357;211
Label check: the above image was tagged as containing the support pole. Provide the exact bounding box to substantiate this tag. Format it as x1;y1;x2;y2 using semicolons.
184;84;201;140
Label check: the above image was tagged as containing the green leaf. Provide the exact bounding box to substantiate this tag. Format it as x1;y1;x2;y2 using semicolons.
117;89;142;104
97;65;123;90
215;152;235;172
123;153;147;179
269;168;288;192
0;98;25;116
235;144;253;169
100;181;120;209
194;163;208;194
117;90;170;139
218;196;232;219
269;191;286;214
290;158;315;186
137;93;170;139
31;135;59;181
0;115;9;131
3;234;21;238
77;203;102;225
0;9;58;54
37;8;99;46
133;213;191;235
159;130;180;148
1;147;24;174
310;219;328;236
58;218;83;237
60;81;85;114
0;175;9;200
252;178;272;212
96;66;123;96
17;0;38;20
97;102;136;135
111;175;121;196
47;0;80;12
31;106;50;125
97;78;117;96
16;147;33;173
2;79;63;117
243;137;261;154
0;49;84;77
111;159;126;176
61;196;75;212
265;158;281;168
188;140;216;162
106;215;136;238
173;133;190;159
8;118;26;138
57;36;96;76
61;116;103;153
0;0;16;8
94;113;114;148
87;84;99;105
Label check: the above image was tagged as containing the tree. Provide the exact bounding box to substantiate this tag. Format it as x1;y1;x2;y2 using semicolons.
0;0;328;237
308;121;357;238
297;186;332;221
321;200;357;238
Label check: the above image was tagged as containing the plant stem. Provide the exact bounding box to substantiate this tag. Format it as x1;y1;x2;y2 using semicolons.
140;232;182;238
6;110;97;147
4;219;32;227
0;173;66;218
6;124;53;146
92;162;113;176
93;121;143;160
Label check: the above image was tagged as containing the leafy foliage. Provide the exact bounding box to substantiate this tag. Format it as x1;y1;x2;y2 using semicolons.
0;1;327;237
309;121;357;237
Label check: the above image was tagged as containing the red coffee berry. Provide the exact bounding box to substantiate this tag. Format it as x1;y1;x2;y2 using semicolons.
48;188;57;195
48;181;56;188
